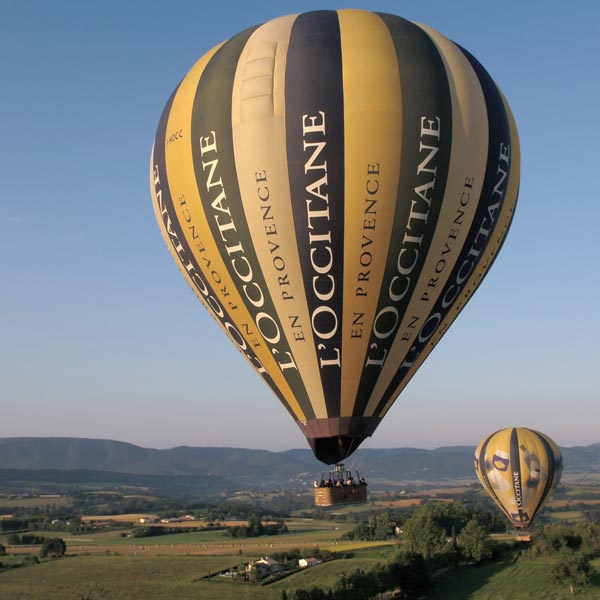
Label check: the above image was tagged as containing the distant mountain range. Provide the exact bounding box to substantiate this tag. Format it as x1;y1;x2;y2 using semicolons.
0;437;598;490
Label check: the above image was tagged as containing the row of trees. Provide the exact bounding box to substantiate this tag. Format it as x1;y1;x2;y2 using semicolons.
225;514;288;538
528;522;600;557
529;523;600;592
0;537;66;561
4;534;48;545
285;515;600;599
402;504;493;564
342;502;495;565
1;492;299;536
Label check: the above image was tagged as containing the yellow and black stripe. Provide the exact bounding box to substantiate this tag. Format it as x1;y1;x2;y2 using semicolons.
150;9;520;464
474;428;563;530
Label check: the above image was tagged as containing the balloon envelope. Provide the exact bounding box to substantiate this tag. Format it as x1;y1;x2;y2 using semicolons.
150;9;520;464
475;427;563;530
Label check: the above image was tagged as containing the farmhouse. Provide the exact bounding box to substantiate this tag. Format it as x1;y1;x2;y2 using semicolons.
139;517;157;524
299;557;320;568
246;556;283;577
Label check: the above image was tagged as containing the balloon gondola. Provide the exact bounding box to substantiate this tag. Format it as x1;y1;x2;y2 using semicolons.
150;9;520;498
475;427;563;538
313;463;368;506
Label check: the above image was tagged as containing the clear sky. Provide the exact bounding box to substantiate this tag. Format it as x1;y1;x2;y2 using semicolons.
1;0;598;456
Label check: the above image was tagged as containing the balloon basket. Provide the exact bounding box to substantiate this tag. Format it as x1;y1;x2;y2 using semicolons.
515;532;532;542
313;463;367;507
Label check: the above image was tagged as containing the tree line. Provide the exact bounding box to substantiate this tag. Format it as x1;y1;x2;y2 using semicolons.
285;503;600;599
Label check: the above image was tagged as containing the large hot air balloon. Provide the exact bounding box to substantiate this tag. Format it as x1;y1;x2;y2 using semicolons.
475;428;563;530
150;9;520;466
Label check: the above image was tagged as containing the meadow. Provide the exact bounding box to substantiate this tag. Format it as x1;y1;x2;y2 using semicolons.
0;524;396;600
0;495;71;509
428;558;600;600
3;536;600;600
3;483;600;599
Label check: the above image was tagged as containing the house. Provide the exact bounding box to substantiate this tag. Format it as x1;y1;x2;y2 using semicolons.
299;557;320;568
91;521;113;529
160;518;181;524
246;557;283;576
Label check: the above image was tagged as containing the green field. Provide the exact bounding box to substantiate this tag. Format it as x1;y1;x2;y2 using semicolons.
429;559;600;600
3;549;600;600
0;495;71;509
4;483;600;599
0;550;393;600
549;510;585;523
12;519;353;550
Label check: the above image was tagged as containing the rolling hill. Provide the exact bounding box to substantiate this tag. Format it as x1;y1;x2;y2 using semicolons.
0;437;598;490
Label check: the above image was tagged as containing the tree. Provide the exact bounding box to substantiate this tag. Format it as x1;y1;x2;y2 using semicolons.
402;513;447;560
542;525;582;552
576;523;600;557
247;514;264;536
373;513;396;541
288;587;329;600
417;502;471;536
338;569;379;599
0;543;6;556
458;519;493;563
551;551;596;594
388;551;431;598
39;537;66;558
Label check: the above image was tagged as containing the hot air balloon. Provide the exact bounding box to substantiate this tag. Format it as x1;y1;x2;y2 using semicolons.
150;9;520;471
475;428;563;532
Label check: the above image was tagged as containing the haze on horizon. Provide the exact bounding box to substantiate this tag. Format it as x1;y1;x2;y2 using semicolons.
1;1;598;457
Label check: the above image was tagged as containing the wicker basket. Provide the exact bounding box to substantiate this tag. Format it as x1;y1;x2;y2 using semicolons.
314;484;367;507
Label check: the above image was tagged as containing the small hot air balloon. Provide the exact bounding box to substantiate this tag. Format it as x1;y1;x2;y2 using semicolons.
150;9;520;468
475;428;563;531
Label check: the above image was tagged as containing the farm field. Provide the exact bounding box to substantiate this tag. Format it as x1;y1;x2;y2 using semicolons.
0;526;397;600
0;552;393;600
4;519;374;557
0;495;71;509
3;483;600;598
4;539;600;599
428;558;600;600
548;510;585;523
549;499;600;507
80;513;158;522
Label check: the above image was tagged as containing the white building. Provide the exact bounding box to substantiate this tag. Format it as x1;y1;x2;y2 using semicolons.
299;557;320;568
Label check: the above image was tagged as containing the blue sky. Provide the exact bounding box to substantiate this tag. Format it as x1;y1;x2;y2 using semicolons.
1;0;598;455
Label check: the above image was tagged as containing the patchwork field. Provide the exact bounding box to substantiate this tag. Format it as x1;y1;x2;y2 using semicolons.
0;521;397;600
0;495;71;509
3;539;599;600
3;482;600;599
3;519;375;557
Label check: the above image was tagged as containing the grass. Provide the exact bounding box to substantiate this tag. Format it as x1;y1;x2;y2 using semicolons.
549;510;585;522
0;496;71;509
428;558;600;600
269;552;386;593
0;548;397;600
81;513;157;522
4;533;600;599
0;516;396;600
4;519;358;557
548;499;600;508
0;555;232;600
